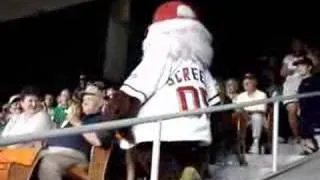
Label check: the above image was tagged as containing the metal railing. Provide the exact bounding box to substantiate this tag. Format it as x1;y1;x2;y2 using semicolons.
0;91;320;179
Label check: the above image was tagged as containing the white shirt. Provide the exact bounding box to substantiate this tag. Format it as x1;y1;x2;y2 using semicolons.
121;56;219;145
283;54;303;78
235;90;267;112
1;110;53;137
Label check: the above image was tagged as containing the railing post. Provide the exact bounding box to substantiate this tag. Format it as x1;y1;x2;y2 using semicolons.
272;93;280;172
150;122;162;180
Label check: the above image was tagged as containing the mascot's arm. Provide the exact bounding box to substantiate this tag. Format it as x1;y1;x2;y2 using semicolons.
103;90;141;120
206;71;220;106
104;41;171;140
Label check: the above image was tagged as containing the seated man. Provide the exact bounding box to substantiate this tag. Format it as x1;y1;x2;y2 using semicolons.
235;73;267;154
38;85;113;180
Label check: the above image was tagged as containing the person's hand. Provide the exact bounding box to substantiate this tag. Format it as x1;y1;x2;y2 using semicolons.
67;102;82;125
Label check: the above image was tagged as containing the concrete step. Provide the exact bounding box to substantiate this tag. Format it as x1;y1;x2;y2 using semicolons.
208;143;305;180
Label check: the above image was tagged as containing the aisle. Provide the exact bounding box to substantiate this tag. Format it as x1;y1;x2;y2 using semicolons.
208;144;304;180
270;152;320;180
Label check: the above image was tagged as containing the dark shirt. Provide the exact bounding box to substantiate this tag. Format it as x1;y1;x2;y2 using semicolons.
210;95;233;136
298;73;320;121
47;112;113;159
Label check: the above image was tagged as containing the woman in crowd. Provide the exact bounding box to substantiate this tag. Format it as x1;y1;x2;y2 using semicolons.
280;38;306;143
1;86;53;148
53;89;71;128
44;93;55;120
225;78;240;102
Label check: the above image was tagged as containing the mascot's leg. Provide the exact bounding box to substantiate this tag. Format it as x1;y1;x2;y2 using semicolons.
173;142;208;180
130;142;208;180
180;167;202;180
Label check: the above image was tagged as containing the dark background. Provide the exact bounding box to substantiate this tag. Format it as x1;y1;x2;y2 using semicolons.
0;0;318;102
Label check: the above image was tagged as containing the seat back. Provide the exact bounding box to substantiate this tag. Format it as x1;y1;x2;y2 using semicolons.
0;147;41;180
88;145;113;180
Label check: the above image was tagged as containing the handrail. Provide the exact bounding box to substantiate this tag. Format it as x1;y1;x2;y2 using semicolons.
0;91;319;146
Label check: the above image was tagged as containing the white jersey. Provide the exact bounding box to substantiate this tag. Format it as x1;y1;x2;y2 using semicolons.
121;53;219;145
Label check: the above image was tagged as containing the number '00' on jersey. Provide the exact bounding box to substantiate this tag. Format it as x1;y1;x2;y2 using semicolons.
167;67;212;111
120;58;219;143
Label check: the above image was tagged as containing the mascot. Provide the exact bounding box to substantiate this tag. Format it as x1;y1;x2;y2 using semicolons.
105;1;219;179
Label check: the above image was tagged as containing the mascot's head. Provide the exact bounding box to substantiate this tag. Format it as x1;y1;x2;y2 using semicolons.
143;1;214;68
152;1;197;22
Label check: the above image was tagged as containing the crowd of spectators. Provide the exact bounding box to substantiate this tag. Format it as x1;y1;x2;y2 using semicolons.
0;74;118;179
0;37;319;179
215;38;320;155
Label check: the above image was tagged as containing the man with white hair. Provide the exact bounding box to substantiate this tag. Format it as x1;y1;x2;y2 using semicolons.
38;84;113;180
235;73;267;154
105;1;219;179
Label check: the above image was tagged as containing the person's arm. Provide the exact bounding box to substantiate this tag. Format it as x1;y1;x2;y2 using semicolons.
28;111;53;132
260;92;268;113
13;111;53;148
248;92;268;114
280;61;289;77
70;120;113;147
1;116;16;137
206;71;221;106
83;133;101;146
72;120;103;146
280;55;294;77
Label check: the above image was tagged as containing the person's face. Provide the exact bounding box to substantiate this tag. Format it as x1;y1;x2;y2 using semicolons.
44;94;54;107
297;64;312;76
80;78;86;89
60;90;70;105
243;79;257;92
226;80;239;94
9;101;21;114
291;39;304;53
21;95;39;114
82;95;102;115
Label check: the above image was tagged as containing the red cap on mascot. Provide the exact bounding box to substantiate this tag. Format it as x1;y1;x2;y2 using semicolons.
152;1;197;23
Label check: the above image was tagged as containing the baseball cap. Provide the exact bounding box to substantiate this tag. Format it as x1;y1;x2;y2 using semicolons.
8;94;21;104
80;74;86;80
153;1;197;23
243;73;257;80
293;57;314;66
93;81;105;90
81;85;104;99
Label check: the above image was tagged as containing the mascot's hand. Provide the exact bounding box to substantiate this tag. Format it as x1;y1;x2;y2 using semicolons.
102;90;140;144
103;90;140;120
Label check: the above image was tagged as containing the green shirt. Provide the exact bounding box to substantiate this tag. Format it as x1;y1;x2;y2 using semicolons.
53;105;68;127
